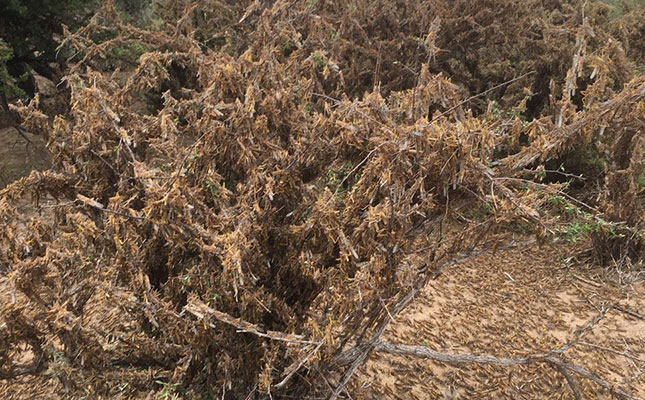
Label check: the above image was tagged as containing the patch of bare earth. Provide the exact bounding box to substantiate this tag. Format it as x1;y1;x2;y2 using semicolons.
0;127;50;189
355;241;645;399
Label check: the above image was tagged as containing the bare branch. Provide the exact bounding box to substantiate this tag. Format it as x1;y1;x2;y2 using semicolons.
373;342;640;400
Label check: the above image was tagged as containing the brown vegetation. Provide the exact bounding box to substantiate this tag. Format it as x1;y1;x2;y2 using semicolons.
1;0;644;398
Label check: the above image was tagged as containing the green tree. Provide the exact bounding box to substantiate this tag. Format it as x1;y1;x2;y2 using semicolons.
0;38;26;101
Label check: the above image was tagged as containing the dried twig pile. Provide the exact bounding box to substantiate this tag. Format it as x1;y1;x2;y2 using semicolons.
1;0;644;398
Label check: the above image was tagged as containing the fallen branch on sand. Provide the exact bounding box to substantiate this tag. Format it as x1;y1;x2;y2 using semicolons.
373;342;638;400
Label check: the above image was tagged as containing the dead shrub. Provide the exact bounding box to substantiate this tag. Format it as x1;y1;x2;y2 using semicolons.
1;0;644;398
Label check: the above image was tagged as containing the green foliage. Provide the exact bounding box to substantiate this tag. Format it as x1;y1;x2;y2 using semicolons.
637;170;645;187
0;0;97;56
155;380;180;400
0;38;27;100
282;40;296;56
0;0;151;100
107;43;149;67
601;0;645;16
460;202;494;222
0;0;98;102
313;52;327;70
551;198;625;242
558;220;601;242
325;162;359;200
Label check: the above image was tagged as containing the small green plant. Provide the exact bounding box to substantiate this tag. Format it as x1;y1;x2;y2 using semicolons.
108;43;149;66
155;380;180;400
558;221;598;241
282;40;296;55
205;179;218;199
636;169;645;187
325;168;340;188
325;162;358;198
313;52;326;70
460;202;494;222
489;100;528;123
209;292;221;304
555;207;625;242
548;195;577;213
187;150;201;161
158;163;171;175
52;349;69;364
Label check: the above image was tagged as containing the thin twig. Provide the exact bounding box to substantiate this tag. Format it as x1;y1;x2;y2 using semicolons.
275;342;325;389
329;274;429;400
185;301;318;345
550;304;612;356
614;305;645;320
327;143;385;204
571;273;602;287
494;176;602;214
553;363;583;400
578;342;645;364
76;194;145;220
90;149;120;177
163;131;209;191
524;168;586;181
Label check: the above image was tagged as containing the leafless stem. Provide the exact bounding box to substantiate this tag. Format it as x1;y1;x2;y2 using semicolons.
578;342;645;365
185;301;318;345
374;342;639;400
554;363;583;400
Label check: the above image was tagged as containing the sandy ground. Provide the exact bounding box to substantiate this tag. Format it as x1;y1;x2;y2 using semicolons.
0;127;50;189
354;241;645;399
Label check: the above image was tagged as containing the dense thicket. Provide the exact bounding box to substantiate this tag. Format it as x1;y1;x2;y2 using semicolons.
1;1;644;399
0;0;153;106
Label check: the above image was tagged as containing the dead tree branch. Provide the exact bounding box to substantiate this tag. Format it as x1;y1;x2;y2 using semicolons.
373;342;639;400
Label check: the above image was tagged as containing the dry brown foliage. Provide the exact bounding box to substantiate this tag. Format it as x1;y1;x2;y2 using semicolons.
1;0;644;398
